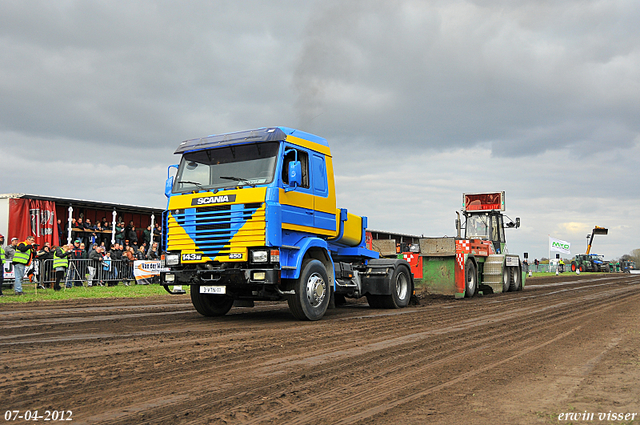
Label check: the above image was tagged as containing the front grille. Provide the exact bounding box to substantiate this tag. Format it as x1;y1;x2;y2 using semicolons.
168;202;265;257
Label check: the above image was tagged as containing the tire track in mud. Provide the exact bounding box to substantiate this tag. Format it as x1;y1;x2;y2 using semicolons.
76;279;640;424
3;274;633;345
331;327;580;425
1;276;638;424
175;285;639;425
277;289;637;425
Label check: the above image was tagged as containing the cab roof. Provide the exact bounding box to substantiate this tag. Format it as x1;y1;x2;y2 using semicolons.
174;126;328;154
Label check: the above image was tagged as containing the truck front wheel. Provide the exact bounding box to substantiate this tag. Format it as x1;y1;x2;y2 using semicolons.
190;288;234;317
288;259;330;321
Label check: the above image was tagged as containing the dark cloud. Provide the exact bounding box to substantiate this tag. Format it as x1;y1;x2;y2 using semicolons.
293;0;640;156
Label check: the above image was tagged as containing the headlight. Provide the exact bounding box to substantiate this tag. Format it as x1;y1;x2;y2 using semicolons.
165;254;180;266
250;250;268;263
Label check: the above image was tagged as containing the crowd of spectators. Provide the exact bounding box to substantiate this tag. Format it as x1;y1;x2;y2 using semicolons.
2;218;163;295
56;217;162;253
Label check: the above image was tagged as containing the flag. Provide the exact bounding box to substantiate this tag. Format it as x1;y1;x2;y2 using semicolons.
549;236;571;255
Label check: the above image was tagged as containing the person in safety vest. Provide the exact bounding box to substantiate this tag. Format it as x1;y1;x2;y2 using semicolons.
12;235;36;296
53;244;73;291
0;234;5;296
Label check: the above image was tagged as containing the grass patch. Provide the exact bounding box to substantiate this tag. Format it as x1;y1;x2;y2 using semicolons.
0;283;189;303
528;272;561;278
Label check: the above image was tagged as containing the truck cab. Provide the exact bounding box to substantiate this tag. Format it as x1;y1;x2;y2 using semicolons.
465;211;510;254
160;127;413;320
462;192;520;255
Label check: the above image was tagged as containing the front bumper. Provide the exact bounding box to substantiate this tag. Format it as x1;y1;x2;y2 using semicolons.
160;266;279;287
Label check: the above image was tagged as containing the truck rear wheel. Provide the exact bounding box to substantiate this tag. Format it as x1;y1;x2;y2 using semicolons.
464;261;477;298
288;259;330;321
369;264;412;309
190;288;234;317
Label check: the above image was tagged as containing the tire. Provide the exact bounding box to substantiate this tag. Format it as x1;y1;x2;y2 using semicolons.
571;263;576;272
509;265;522;291
287;259;330;321
502;264;510;293
373;265;412;309
464;260;477;298
190;287;234;317
579;264;584;273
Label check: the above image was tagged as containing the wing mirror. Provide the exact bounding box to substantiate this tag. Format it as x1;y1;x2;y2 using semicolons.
165;164;179;198
286;161;302;192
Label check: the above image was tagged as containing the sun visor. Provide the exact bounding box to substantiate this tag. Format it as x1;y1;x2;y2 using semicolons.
174;127;288;154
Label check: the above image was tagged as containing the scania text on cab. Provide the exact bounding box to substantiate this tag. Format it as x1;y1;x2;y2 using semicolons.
159;127;413;320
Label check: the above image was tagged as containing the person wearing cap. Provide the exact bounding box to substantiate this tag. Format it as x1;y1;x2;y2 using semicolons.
4;237;18;266
12;235;37;295
0;234;5;296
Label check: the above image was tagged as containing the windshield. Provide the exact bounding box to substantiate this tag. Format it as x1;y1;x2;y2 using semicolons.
465;214;489;239
173;142;279;193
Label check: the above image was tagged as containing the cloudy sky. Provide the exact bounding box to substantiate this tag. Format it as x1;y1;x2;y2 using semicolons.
1;0;639;260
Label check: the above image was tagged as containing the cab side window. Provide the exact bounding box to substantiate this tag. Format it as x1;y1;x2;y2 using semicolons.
312;154;328;196
497;215;506;243
282;148;310;188
491;215;499;242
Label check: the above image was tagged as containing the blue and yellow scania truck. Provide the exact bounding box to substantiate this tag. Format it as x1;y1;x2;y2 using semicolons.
159;127;413;320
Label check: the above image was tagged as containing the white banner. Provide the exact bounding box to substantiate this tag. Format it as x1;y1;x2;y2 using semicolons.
133;260;163;285
3;263;15;281
549;236;571;255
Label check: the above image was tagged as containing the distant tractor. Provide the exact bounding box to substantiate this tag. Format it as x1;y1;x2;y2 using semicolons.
571;254;595;272
570;226;608;272
571;253;607;273
592;254;608;272
621;260;636;273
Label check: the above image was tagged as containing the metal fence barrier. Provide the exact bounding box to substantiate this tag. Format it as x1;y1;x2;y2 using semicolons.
22;259;135;287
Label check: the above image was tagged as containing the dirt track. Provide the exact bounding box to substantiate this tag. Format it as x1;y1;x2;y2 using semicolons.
2;274;640;424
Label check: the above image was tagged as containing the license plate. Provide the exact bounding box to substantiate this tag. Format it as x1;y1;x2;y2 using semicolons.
200;286;226;294
505;256;520;267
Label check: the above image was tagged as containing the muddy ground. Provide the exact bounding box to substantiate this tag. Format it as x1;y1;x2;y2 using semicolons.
1;274;639;424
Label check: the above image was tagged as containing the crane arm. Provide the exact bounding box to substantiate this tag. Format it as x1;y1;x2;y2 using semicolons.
586;226;608;255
